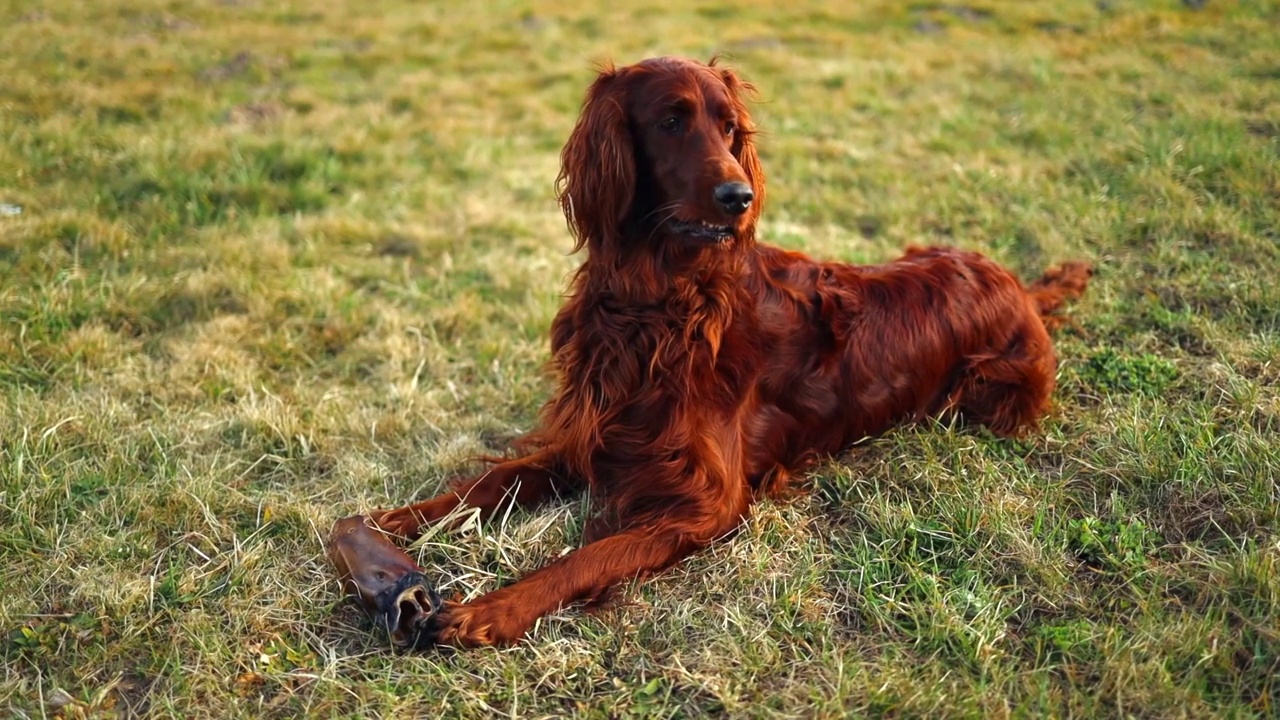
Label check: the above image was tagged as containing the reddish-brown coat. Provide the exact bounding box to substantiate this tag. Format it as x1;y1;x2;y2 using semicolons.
365;57;1092;647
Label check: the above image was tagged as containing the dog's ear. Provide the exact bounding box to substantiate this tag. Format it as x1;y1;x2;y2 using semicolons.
720;67;765;228
557;64;634;257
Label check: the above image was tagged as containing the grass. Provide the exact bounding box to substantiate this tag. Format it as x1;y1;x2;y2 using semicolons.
1;0;1277;716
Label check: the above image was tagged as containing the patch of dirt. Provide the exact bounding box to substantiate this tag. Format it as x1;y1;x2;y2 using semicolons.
113;674;157;717
519;12;550;32
855;215;883;239
199;51;255;82
1245;119;1279;140
1033;20;1085;34
224;101;283;127
912;3;994;22
375;234;420;257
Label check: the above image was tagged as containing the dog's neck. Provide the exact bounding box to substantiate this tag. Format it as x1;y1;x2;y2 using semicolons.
577;230;755;309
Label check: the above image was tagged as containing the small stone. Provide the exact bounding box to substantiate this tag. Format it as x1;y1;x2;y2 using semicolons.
48;688;76;708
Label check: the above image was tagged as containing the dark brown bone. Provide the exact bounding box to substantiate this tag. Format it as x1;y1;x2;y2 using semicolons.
327;516;442;648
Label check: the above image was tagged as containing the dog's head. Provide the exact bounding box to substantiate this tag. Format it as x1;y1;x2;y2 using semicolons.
557;56;765;259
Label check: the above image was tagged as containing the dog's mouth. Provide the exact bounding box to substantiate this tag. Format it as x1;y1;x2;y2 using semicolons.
666;219;734;243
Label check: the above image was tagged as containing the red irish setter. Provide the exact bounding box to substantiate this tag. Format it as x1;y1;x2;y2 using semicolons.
328;56;1092;648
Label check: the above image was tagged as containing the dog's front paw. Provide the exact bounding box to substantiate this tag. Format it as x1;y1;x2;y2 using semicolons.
426;597;531;648
367;507;423;539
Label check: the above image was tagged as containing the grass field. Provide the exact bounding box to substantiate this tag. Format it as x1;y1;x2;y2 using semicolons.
2;0;1278;716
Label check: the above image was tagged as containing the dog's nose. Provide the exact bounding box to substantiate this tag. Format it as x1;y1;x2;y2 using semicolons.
713;182;754;216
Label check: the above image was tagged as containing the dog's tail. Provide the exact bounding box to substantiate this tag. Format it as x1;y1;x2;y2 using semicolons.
1026;261;1093;332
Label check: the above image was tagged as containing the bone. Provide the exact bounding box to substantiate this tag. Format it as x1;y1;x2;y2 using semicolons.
327;515;442;648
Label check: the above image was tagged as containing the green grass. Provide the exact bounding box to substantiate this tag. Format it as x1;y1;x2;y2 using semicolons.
2;0;1278;716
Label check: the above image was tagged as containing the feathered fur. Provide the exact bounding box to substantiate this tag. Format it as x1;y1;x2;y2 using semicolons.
370;56;1092;647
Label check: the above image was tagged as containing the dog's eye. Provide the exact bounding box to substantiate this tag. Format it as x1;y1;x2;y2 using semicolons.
725;122;737;138
657;116;681;133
